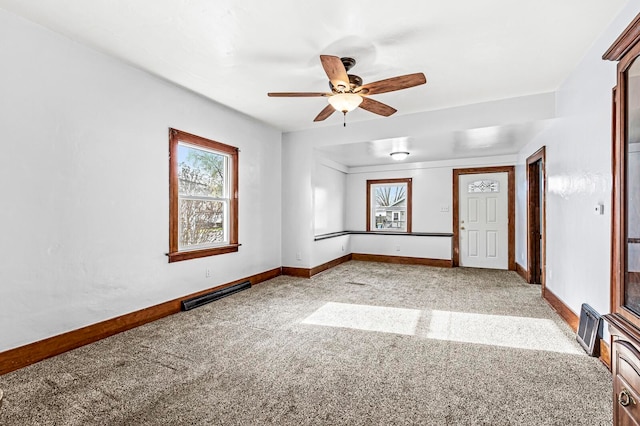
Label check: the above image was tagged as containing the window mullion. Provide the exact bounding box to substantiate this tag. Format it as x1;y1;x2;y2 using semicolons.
179;195;228;202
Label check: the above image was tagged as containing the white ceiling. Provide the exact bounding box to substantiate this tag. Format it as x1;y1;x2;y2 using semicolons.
0;0;629;165
315;121;552;168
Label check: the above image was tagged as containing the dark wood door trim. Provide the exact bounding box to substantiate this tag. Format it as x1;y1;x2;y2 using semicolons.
452;166;515;270
526;146;546;295
610;86;617;315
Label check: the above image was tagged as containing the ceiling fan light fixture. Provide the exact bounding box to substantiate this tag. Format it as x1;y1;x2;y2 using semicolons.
328;93;362;113
390;151;410;161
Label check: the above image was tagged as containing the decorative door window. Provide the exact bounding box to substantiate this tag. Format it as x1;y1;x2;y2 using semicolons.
468;180;500;193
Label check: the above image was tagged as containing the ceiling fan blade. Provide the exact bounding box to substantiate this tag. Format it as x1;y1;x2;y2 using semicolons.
320;55;350;91
268;92;330;97
359;73;426;95
359;97;397;117
313;104;336;122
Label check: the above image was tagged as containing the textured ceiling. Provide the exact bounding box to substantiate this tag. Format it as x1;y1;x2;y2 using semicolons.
0;0;628;133
1;0;632;167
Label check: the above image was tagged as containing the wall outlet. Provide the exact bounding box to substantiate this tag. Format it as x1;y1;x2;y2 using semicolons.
594;204;604;215
205;268;211;278
296;252;302;260
395;245;401;252
341;245;344;251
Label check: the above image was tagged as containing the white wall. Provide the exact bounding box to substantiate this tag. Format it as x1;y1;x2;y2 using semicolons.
313;157;347;235
282;91;554;269
298;149;519;269
350;235;451;260
515;1;640;317
346;166;452;232
282;135;314;268
0;9;282;352
3;2;629;355
346;156;515;260
312;235;351;267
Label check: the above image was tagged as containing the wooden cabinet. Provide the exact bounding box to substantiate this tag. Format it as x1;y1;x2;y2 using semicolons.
605;12;640;426
607;315;640;425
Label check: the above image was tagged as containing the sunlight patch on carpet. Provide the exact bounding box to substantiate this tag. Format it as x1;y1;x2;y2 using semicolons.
425;310;583;354
301;302;421;335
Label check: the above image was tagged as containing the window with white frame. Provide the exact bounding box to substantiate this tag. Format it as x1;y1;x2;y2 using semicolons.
168;128;239;262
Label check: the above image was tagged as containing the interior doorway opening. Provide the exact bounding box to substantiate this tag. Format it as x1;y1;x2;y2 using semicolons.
526;147;546;295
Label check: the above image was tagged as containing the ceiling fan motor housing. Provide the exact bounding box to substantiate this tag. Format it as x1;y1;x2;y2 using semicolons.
329;75;363;93
329;75;363;94
348;74;363;89
340;57;356;71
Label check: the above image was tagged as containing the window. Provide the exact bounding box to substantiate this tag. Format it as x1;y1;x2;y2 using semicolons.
168;128;239;262
366;178;412;232
468;179;500;193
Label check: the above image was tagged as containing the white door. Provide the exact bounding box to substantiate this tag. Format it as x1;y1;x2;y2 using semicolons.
459;172;509;269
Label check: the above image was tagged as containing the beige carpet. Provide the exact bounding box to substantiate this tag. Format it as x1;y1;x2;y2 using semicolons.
0;261;612;425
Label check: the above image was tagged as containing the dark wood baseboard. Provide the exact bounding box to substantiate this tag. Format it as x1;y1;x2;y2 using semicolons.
600;338;611;370
282;253;451;279
351;253;453;268
544;288;613;369
516;263;528;282
0;267;282;376
281;267;311;278
310;254;352;276
282;254;353;279
543;287;579;332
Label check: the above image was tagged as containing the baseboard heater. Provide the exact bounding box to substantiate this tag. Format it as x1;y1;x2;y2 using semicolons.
181;281;251;311
576;303;603;357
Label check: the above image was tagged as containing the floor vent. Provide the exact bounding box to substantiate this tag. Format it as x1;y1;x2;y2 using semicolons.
576;303;602;357
181;281;251;311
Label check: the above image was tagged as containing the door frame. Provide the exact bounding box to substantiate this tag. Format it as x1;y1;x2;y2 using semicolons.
526;147;546;294
452;166;516;270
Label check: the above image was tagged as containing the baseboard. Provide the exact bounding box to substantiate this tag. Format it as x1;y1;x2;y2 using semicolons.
543;288;579;332
515;262;528;282
310;254;352;276
351;253;453;268
282;254;450;279
543;289;612;368
282;254;353;279
281;267;311;278
0;267;281;376
600;338;611;370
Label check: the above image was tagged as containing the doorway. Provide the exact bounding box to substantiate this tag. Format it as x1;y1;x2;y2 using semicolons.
453;166;515;270
526;147;546;293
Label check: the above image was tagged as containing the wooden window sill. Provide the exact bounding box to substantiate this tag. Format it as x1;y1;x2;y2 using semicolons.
168;244;241;263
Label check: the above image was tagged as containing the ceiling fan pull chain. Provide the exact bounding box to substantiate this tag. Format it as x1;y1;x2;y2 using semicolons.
343;111;347;127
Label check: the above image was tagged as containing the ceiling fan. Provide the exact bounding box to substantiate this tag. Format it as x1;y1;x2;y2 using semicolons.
268;55;426;126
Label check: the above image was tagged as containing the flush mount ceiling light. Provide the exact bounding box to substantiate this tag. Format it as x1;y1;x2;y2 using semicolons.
390;151;410;161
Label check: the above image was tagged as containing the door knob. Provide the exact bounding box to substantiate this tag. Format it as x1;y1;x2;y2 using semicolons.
461;226;465;230
619;389;635;407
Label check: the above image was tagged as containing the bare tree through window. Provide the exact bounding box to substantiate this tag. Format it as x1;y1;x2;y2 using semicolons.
178;146;227;247
366;178;412;232
169;128;239;262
